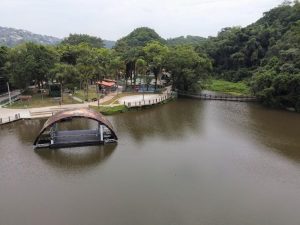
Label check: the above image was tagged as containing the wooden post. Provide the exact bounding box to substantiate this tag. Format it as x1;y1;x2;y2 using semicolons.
7;82;11;105
100;125;104;142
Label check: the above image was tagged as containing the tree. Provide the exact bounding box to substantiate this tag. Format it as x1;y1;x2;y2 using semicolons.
61;34;104;48
143;41;169;90
165;46;212;92
135;58;147;98
110;56;125;80
0;46;8;78
49;63;79;101
5;43;58;89
114;27;165;50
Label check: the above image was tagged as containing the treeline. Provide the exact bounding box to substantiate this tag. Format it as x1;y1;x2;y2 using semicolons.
0;30;212;95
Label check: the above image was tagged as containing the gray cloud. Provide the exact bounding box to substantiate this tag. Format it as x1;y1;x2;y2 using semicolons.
0;0;283;40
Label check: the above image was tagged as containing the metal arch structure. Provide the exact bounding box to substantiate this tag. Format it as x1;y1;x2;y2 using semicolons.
34;108;118;148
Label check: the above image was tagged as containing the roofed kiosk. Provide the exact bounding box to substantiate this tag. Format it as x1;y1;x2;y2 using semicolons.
34;108;118;149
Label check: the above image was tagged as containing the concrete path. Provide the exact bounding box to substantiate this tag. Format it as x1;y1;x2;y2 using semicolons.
0;92;117;123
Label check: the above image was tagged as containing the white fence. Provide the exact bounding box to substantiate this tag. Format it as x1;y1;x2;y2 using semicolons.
123;92;174;108
0;113;21;124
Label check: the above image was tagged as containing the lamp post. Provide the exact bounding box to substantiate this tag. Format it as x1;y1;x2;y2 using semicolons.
7;82;11;105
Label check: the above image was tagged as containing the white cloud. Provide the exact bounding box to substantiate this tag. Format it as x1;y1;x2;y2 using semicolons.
0;0;284;40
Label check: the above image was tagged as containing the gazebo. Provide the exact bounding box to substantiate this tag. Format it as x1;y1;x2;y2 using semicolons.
34;108;118;149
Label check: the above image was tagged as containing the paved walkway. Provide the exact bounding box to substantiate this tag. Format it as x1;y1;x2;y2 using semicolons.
0;92;117;123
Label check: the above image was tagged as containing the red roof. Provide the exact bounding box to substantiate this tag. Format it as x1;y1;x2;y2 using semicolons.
96;81;115;87
103;79;116;83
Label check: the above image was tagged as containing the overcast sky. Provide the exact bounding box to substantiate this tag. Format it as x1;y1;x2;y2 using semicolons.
0;0;283;40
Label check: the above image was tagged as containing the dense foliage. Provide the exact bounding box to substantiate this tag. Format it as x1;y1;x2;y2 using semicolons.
61;34;104;48
166;35;206;46
0;46;8;78
195;1;300;111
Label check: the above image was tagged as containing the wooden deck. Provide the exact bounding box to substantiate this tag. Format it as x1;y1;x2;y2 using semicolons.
178;92;257;102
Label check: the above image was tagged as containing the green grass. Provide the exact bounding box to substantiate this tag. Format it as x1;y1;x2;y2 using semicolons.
204;79;251;96
6;93;80;109
89;105;128;115
73;86;100;102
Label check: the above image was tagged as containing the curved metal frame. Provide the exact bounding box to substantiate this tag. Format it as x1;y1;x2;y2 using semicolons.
34;108;117;146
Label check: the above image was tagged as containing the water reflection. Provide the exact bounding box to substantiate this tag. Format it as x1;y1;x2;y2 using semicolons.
201;101;300;163
35;144;116;171
111;99;204;142
248;105;300;162
0;119;45;144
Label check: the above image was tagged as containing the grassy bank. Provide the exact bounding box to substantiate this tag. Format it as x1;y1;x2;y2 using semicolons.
89;105;128;115
204;79;251;96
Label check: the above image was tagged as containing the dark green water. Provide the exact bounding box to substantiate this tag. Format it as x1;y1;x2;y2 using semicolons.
1;99;300;225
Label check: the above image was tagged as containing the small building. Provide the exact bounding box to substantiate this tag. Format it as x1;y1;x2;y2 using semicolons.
96;79;117;94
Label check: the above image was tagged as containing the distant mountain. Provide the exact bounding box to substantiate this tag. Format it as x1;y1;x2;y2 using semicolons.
166;35;206;46
0;26;116;48
0;26;61;47
103;40;116;48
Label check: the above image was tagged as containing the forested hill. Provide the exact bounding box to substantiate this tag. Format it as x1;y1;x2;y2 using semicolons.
196;1;300;111
197;1;300;81
0;26;61;46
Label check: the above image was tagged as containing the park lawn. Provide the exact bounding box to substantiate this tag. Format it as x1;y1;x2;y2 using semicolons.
73;85;100;102
6;93;79;109
204;79;251;96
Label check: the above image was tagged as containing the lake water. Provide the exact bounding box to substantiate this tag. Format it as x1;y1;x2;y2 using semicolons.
1;99;300;225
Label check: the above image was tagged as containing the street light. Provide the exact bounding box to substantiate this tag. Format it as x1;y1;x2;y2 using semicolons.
7;82;11;105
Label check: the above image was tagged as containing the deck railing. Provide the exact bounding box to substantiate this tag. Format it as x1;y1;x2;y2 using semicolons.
0;113;21;124
178;91;257;102
123;92;175;108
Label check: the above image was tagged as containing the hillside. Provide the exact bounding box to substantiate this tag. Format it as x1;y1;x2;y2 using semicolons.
0;26;115;48
196;1;300;110
0;26;61;46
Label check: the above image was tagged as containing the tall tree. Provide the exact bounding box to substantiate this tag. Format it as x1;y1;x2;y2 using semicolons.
0;46;8;78
143;41;169;90
165;46;212;92
5;43;57;89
